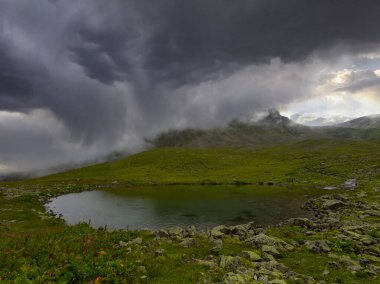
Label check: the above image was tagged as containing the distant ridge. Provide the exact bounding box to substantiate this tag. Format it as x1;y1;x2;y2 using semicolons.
149;110;380;148
339;114;380;129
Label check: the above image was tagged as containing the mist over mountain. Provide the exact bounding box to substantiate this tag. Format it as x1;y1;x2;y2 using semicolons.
150;110;380;148
339;114;380;129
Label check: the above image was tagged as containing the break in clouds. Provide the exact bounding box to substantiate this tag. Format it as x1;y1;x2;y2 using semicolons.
1;0;380;173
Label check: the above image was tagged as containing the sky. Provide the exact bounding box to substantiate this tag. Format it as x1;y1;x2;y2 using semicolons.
1;0;380;173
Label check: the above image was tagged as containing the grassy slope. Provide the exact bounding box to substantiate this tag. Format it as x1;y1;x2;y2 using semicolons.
37;139;380;188
1;139;380;283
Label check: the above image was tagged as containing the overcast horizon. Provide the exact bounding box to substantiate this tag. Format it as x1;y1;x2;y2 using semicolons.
1;0;380;173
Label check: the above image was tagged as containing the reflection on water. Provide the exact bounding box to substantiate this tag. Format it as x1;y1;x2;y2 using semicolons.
46;185;326;230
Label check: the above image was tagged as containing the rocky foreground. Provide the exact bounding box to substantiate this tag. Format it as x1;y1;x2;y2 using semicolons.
128;189;380;283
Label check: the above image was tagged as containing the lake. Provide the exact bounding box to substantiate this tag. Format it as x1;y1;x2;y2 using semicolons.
46;185;326;230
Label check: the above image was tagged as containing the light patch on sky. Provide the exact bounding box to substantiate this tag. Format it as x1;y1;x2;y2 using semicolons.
283;57;380;126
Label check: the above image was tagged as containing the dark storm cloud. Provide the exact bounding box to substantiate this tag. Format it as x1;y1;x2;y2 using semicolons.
1;0;380;172
69;0;380;85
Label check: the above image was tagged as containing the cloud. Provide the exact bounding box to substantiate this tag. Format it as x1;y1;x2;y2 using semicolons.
1;0;380;172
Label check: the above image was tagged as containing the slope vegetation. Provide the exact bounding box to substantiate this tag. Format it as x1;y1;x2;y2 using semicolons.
37;139;380;188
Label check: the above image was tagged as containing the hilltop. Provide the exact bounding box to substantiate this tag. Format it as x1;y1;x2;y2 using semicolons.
149;110;380;148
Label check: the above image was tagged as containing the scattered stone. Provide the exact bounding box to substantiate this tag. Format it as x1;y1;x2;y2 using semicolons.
305;240;331;253
168;226;183;237
241;250;262;262
268;279;287;284
286;218;312;228
223;272;246;284
156;229;169;238
130;237;143;245
245;233;286;248
211;225;228;238
344;179;357;189
338;255;362;271
210;238;223;254
322;199;344;210
323;186;339;190
115;241;128;248
262;245;282;258
195;259;216;268
220;255;241;270
155;249;165;256
179;238;194;247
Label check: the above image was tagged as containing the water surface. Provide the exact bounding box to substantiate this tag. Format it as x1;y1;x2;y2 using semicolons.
46;185;325;230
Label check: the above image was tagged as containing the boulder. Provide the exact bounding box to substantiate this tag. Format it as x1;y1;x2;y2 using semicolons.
211;225;228;238
195;259;217;268
130;237;143;245
220;255;241;270
338;255;362;271
179;238;195;247
168;226;184;237
286;218;312;228
241;250;262;262
305;240;331;253
155;249;165;256
262;245;282;258
343;179;357;189
223;273;246;284
245;233;286;248
322;200;344;210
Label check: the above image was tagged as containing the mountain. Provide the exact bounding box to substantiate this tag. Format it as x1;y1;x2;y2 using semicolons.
149;110;380;148
339;115;380;129
149;109;311;148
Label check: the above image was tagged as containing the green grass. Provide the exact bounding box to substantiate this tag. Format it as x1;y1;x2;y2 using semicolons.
1;138;380;282
32;139;380;188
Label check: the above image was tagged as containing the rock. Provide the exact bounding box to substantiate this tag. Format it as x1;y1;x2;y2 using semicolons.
210;238;223;254
179;238;194;247
220;255;241;270
241;250;262;262
130;237;143;245
268;280;287;284
359;258;371;266
155;249;165;256
344;179;357;189
245;233;286;248
223;272;246;284
323;186;339;190
360;236;375;246
115;241;128;248
361;254;380;264
321;270;330;276
327;261;338;268
305;240;331;253
156;229;169;238
195;259;216;268
230;224;250;236
262;245;282;258
338;255;362;271
186;225;197;236
322;200;344;210
286;218;312;228
168;226;184;237
211;225;228;238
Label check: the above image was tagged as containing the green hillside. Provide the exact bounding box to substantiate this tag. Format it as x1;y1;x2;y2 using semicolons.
37;139;380;188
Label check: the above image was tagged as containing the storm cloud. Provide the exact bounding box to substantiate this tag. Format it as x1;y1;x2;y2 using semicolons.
1;0;380;172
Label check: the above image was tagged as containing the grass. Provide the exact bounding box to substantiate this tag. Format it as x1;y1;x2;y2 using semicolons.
32;139;380;187
1;138;380;282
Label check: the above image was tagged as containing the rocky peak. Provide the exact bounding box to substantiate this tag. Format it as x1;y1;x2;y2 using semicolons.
260;109;290;125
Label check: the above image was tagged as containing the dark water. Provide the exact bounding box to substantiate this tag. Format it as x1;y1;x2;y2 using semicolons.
46;186;325;230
